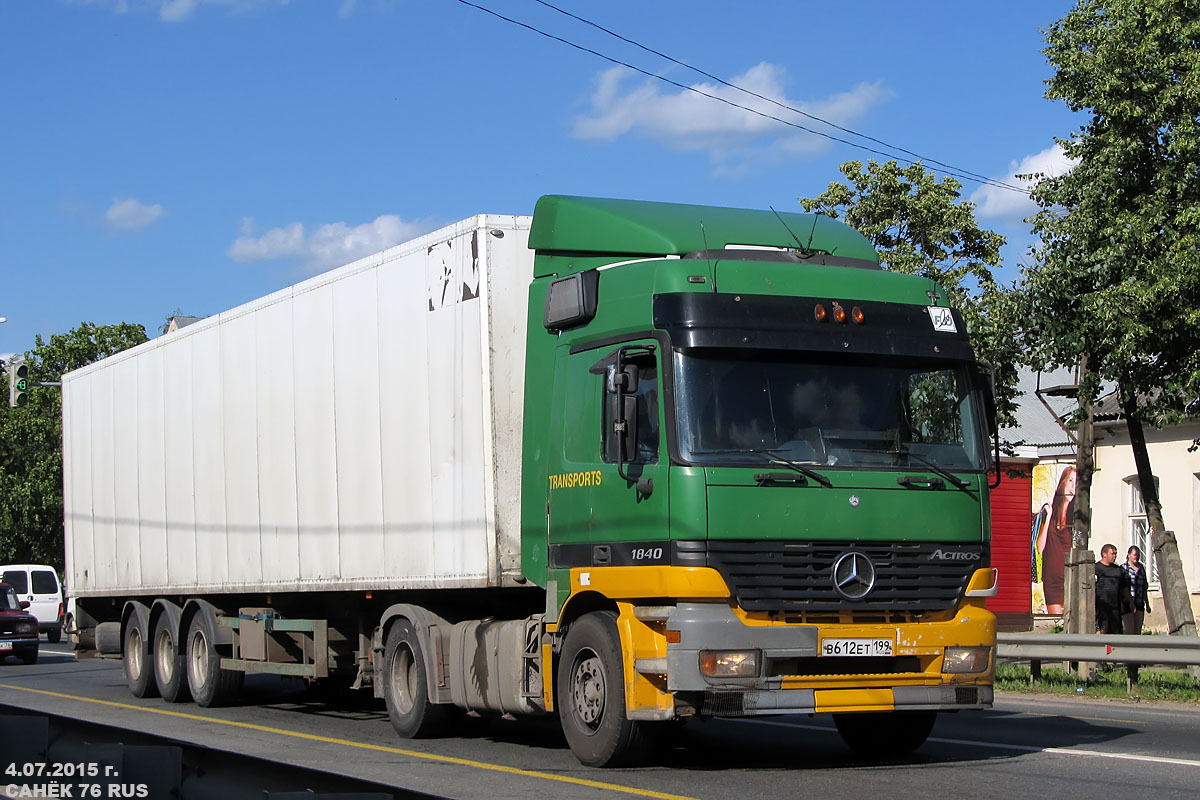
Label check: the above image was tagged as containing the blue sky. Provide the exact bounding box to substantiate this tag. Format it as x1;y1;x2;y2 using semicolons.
0;0;1080;361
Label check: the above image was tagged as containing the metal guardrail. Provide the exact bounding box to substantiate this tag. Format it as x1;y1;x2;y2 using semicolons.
997;632;1200;666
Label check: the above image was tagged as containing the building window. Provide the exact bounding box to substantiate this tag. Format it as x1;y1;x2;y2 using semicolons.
1125;475;1160;583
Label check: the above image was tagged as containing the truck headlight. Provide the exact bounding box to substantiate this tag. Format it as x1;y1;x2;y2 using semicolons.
15;622;35;634
942;646;991;674
699;650;760;678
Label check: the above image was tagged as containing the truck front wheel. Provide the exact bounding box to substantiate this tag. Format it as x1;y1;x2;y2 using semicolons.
123;617;159;698
185;610;243;707
833;710;937;757
557;611;657;767
382;620;450;738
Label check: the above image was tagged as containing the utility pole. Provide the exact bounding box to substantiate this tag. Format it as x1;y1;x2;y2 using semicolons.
1066;356;1095;639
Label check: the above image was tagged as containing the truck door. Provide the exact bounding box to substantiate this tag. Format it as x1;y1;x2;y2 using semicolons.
546;340;670;570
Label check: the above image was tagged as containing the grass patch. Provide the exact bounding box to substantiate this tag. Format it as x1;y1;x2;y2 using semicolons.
996;662;1200;702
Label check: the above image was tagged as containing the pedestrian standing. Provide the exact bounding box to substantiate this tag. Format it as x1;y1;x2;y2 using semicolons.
1094;543;1130;636
1121;545;1151;634
1122;545;1151;685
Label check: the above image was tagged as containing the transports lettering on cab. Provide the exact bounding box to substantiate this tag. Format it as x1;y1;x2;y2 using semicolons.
548;471;603;490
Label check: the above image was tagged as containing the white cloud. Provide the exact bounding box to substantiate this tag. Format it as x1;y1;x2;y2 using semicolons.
572;63;887;176
971;143;1077;222
229;214;440;273
76;0;292;22
106;197;166;230
159;0;196;21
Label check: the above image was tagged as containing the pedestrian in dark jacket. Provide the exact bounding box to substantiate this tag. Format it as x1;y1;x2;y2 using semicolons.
1122;545;1151;634
1095;543;1131;635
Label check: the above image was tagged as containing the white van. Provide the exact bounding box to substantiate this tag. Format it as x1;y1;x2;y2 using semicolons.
0;564;64;642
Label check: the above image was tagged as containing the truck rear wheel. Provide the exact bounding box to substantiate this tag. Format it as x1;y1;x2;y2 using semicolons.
153;614;191;703
185;610;243;707
833;710;937;757
382;619;450;738
123;618;159;698
557;611;657;767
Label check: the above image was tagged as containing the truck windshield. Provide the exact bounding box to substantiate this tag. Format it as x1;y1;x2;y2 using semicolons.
673;350;986;472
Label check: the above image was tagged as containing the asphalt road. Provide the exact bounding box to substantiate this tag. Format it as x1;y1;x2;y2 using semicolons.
2;643;1199;800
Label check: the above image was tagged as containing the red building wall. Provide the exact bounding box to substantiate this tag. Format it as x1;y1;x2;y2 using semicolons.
988;463;1033;630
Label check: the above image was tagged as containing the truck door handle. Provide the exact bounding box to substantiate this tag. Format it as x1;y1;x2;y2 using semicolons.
897;475;944;489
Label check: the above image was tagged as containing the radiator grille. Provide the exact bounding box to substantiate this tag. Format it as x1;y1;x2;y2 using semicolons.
700;540;983;614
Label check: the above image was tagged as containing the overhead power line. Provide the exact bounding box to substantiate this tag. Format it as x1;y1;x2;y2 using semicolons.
532;0;1023;192
452;0;1029;195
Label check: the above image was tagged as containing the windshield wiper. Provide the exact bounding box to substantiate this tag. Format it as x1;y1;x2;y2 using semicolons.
891;446;971;490
745;449;833;488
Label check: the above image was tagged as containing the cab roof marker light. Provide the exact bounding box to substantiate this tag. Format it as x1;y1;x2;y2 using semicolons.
814;303;828;322
833;304;847;324
852;306;865;324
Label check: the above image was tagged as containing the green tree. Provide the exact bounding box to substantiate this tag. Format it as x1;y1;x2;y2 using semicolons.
1026;0;1200;635
801;159;1023;426
0;322;148;571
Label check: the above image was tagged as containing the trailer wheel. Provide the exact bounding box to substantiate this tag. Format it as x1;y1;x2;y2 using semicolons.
833;710;937;757
382;619;450;738
557;611;657;767
123;617;159;698
185;611;243;707
153;614;191;703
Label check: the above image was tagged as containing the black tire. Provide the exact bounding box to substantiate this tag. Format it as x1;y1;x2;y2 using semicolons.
833;710;937;757
382;619;451;738
557;611;658;767
185;610;243;708
46;627;61;644
123;617;159;698
20;649;38;666
153;614;191;703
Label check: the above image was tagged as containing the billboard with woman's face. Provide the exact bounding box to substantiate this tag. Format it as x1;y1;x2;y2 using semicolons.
1031;463;1076;615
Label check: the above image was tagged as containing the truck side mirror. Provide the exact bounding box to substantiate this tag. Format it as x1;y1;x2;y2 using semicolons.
970;364;998;436
606;364;639;395
971;363;1001;489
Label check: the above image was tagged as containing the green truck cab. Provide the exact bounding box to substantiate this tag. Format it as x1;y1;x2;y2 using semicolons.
519;196;997;765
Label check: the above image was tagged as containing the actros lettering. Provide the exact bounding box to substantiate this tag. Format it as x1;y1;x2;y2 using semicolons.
929;549;981;561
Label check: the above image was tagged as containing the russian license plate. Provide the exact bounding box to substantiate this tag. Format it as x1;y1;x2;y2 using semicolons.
821;638;893;657
0;642;12;651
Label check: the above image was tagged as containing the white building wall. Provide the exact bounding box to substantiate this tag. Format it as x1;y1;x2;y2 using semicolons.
1092;421;1200;619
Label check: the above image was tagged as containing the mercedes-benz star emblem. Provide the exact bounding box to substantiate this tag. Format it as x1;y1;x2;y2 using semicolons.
832;551;877;601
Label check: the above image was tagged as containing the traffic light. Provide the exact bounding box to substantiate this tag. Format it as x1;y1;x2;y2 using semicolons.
8;361;28;408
